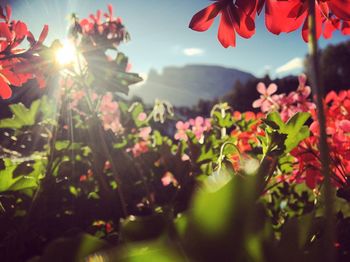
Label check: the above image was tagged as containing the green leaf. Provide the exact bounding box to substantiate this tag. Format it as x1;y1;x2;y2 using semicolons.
266;112;285;129
213;111;234;128
266;112;310;153
120;215;166;242
7;176;37;192
0;159;43;193
38;234;108;262
284;114;310;153
0;100;40;129
55;140;83;151
130;103;145;127
94;241;183;262
153;130;163;146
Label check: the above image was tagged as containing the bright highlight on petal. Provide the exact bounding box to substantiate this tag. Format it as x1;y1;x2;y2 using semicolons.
55;40;77;66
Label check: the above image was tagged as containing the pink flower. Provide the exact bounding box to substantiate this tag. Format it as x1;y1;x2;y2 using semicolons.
174;121;190;141
190;116;211;140
128;141;149;157
161;171;178;187
99;92;123;133
137;112;147;121
139;127;151;141
252;82;278;112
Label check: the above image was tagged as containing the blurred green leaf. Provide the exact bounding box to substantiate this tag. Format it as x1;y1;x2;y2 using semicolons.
0;159;44;193
121;215;166;242
38;234;108;262
0;100;40;129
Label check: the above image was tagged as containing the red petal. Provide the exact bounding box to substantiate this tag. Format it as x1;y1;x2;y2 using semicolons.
302;5;322;42
318;1;330;17
36;74;46;89
342;21;350;35
265;0;306;34
328;0;350;21
108;4;113;17
0;75;12;99
189;3;221;32
234;8;256;38
0;6;6;20
38;24;48;44
26;31;35;46
339;120;350;132
323;17;340;39
325;90;337;104
1;69;22;86
5;4;11;22
0;22;12;40
14;21;28;40
257;0;265;15
236;0;258;15
218;4;236;48
96;10;102;21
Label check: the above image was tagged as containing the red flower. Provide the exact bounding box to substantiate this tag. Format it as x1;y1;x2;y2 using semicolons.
0;4;49;99
264;0;350;42
189;0;258;47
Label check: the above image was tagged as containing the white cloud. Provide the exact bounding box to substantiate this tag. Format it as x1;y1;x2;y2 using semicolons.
183;48;204;56
275;57;303;74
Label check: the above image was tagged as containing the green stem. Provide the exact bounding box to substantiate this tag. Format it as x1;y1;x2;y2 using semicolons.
307;1;334;261
74;40;128;218
257;154;278;197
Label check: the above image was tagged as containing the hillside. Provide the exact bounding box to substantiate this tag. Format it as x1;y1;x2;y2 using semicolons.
130;64;255;106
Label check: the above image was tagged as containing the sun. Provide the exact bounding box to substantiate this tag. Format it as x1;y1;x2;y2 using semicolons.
55;40;77;66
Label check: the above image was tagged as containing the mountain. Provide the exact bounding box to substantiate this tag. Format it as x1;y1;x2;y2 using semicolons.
130;64;256;106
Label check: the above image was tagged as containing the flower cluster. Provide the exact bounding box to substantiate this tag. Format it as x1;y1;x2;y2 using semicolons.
252;75;349;189
66;87;124;134
230;111;264;171
0;5;48;99
174;116;211;142
231;111;264;153
79;4;129;49
190;0;350;47
292;90;350;188
99;92;123;134
253;74;316;121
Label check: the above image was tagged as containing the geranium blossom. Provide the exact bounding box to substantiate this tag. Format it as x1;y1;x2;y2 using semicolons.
263;0;350;42
0;4;49;99
291;90;350;189
253;75;315;121
79;4;128;48
189;0;258;47
189;116;211;140
190;0;350;47
99;92;123;134
174;121;190;141
252;82;278;112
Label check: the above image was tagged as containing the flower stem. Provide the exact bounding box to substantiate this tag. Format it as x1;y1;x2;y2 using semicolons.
307;1;334;260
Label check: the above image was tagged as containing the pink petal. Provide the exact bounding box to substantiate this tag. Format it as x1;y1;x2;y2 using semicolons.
256;82;266;94
252;98;263;108
298;73;307;87
266;83;277;95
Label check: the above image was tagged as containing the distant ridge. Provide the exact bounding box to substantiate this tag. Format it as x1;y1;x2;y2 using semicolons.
130;64;256;106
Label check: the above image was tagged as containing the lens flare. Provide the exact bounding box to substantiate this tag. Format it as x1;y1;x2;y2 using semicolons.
55;40;77;65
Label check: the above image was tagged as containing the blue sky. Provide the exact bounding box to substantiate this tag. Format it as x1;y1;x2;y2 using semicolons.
7;0;350;78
